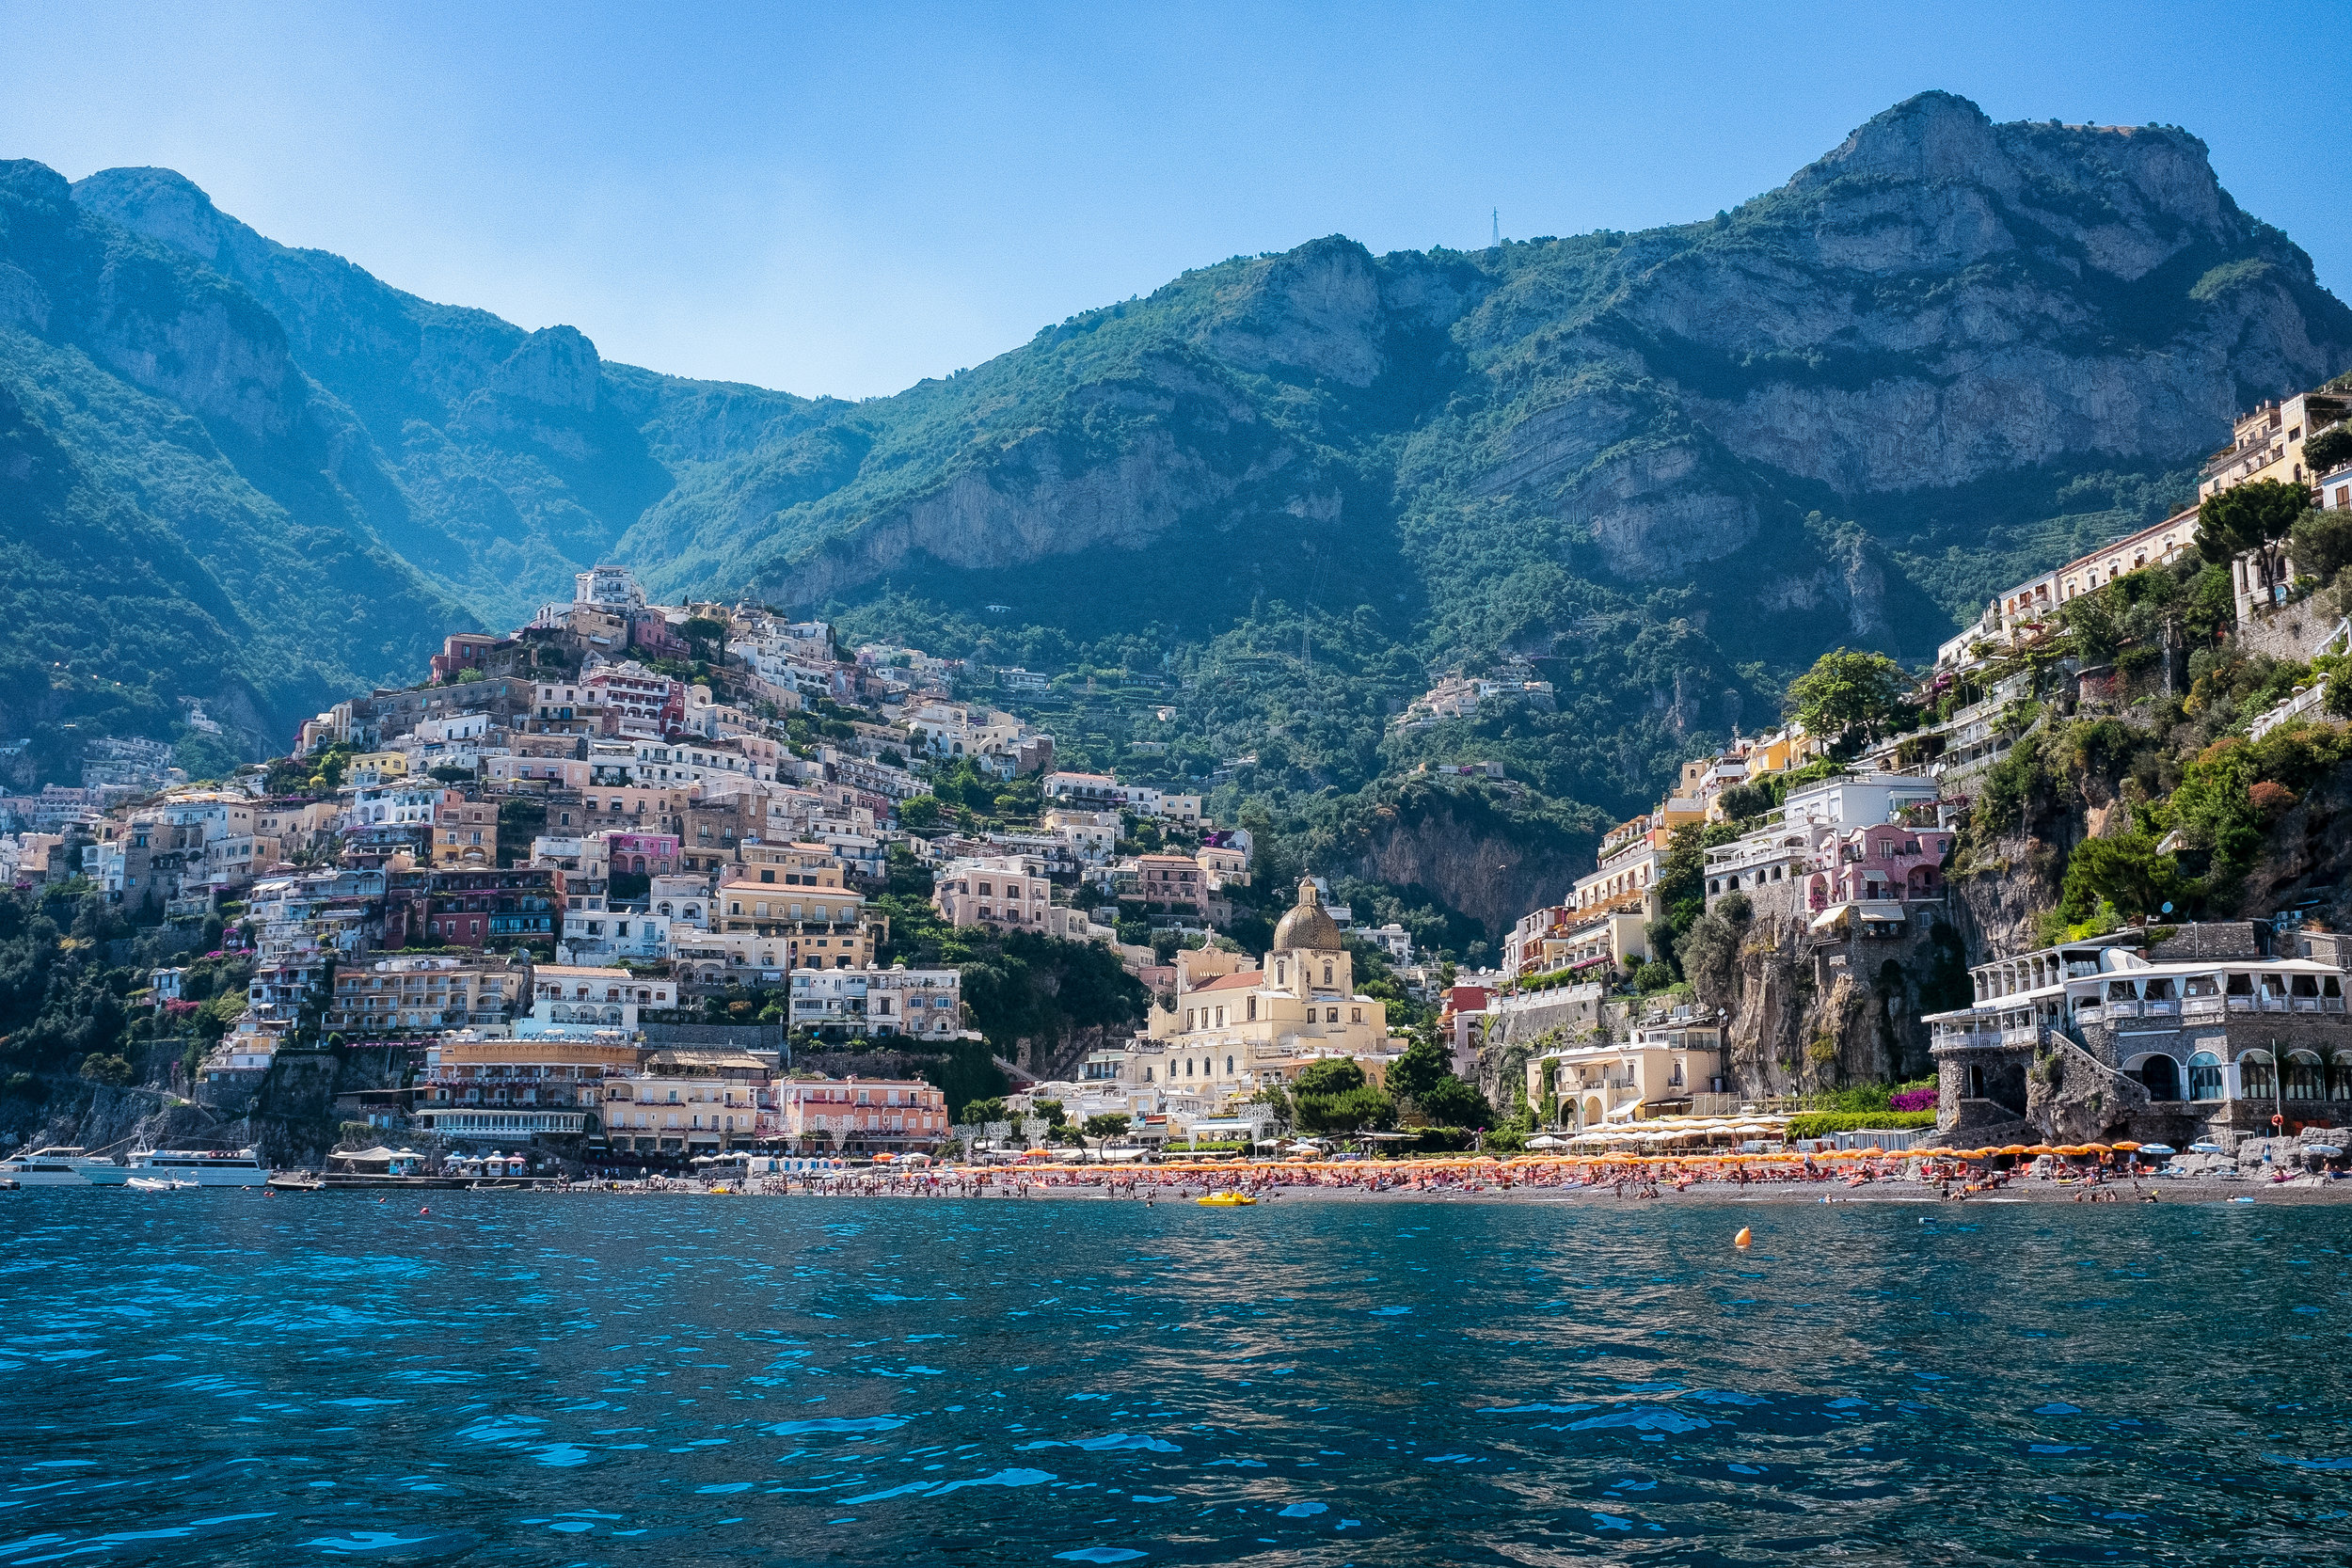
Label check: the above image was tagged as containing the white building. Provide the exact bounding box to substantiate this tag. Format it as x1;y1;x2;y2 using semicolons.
518;965;675;1037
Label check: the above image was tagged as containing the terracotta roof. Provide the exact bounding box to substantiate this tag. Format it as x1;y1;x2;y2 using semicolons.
1189;972;1262;993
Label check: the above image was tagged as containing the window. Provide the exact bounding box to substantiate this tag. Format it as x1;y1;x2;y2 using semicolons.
1351;1007;1362;1023
1326;1007;1340;1023
2188;1052;2224;1101
2286;1051;2325;1101
2238;1050;2276;1101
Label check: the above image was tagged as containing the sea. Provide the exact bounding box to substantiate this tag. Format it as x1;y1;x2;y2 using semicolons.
3;1189;2349;1565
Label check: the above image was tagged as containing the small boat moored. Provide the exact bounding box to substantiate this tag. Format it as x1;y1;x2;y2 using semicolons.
1196;1192;1258;1207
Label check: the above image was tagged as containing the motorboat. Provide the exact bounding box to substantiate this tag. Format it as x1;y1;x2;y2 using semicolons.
85;1147;271;1188
0;1147;119;1185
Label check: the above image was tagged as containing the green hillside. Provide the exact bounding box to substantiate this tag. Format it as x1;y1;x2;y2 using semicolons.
4;91;2348;863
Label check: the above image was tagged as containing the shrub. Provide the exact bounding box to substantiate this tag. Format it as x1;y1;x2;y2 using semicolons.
1783;1110;1937;1139
77;1053;135;1086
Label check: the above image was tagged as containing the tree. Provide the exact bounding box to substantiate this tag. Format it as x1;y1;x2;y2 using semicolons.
1295;1084;1396;1134
1081;1112;1130;1158
2290;505;2352;586
1785;648;1911;749
2055;833;2189;925
2303;423;2352;478
78;1053;135;1086
1291;1058;1365;1098
1420;1075;1490;1127
1382;1028;1449;1107
2196;478;2307;562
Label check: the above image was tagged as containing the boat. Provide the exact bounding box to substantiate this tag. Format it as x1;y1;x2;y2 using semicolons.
266;1174;325;1193
125;1177;198;1193
0;1147;119;1185
86;1147;271;1188
1196;1192;1258;1207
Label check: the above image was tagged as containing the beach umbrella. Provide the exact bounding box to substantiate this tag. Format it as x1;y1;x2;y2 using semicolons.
2188;1141;2225;1153
2110;1141;2140;1152
2136;1143;2176;1157
2026;1145;2055;1155
2303;1145;2344;1158
2000;1144;2028;1155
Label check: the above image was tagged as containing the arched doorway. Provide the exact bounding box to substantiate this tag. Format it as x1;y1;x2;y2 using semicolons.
2130;1053;2181;1101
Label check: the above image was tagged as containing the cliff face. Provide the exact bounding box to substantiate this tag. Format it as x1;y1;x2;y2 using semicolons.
1340;793;1590;940
1701;911;1968;1098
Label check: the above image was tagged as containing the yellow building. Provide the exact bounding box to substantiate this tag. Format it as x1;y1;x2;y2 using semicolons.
1531;1022;1726;1129
346;752;410;786
1141;879;1396;1107
2198;386;2349;500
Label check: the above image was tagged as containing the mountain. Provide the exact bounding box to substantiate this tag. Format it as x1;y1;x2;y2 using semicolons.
5;92;2349;823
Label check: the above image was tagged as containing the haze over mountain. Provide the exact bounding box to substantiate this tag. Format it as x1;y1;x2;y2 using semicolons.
4;92;2347;823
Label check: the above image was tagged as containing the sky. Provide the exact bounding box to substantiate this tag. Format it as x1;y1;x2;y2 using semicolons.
4;1;2346;402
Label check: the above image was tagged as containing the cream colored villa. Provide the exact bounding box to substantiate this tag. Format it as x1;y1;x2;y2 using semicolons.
1139;879;1399;1107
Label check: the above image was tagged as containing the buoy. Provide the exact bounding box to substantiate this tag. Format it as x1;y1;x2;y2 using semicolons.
1734;1227;1753;1248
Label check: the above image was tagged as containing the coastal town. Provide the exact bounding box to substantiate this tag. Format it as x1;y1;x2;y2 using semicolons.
5;378;2352;1189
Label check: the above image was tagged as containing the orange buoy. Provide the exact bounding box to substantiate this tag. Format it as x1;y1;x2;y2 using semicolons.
1734;1227;1753;1248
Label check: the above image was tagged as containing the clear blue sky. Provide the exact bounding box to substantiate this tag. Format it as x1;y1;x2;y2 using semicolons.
4;1;2344;401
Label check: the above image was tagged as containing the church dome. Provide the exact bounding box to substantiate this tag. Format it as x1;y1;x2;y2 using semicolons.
1272;878;1342;953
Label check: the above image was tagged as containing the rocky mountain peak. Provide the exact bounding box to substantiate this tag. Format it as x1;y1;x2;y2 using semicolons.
0;159;72;215
489;324;601;411
1795;89;2006;191
69;166;237;266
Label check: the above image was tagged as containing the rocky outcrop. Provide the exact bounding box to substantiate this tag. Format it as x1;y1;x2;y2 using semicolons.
1707;910;1967;1098
2026;1037;2153;1145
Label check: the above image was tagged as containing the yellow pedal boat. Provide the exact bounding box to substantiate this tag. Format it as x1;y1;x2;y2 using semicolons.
1196;1193;1258;1207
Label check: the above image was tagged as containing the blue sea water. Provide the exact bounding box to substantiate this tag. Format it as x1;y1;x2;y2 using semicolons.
3;1191;2350;1564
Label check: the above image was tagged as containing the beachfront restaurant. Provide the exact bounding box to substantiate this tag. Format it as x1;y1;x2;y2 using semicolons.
1930;927;2351;1138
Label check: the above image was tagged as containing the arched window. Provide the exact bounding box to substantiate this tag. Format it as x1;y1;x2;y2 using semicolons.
2328;1052;2352;1101
2286;1051;2325;1101
1185;1058;1195;1078
2237;1050;2275;1101
1226;1054;1234;1075
1322;961;1333;986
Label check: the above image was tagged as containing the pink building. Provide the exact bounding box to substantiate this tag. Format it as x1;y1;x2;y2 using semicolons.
606;832;680;877
934;854;1052;930
772;1078;949;1152
1807;823;1954;910
1134;853;1208;914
